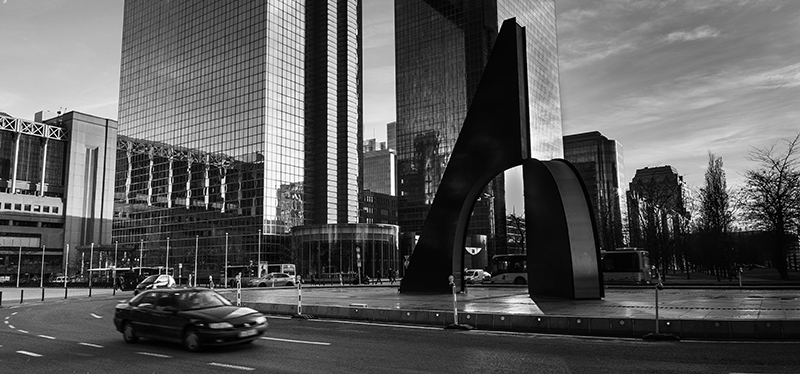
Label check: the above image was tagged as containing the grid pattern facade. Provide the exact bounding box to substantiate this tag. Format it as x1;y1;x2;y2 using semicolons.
114;0;361;277
563;131;626;250
394;0;562;254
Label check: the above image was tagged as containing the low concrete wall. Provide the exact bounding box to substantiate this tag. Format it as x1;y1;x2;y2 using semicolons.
246;302;800;340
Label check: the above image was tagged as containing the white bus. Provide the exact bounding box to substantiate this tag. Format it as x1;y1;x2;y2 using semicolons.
488;254;528;285
600;248;651;284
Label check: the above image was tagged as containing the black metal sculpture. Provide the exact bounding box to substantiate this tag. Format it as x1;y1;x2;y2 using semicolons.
399;18;603;300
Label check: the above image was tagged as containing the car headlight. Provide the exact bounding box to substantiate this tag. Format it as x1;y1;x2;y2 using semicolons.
208;322;234;329
255;316;267;325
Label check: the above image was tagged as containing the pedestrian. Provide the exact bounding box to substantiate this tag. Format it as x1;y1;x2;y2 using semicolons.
388;268;395;284
208;275;215;289
376;270;382;284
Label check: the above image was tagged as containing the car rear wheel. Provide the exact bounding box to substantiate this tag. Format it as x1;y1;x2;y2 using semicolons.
122;322;139;343
183;329;202;352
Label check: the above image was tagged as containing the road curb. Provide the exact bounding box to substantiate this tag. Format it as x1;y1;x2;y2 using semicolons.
247;302;800;340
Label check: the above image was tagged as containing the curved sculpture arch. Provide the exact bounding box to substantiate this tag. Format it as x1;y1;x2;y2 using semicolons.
398;18;603;300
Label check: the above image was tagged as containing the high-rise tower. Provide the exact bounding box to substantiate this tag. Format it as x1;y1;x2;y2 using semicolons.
394;0;563;255
114;1;362;273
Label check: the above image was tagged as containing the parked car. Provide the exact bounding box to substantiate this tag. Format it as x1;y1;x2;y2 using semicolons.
114;288;268;351
464;269;491;284
133;274;176;295
249;272;296;287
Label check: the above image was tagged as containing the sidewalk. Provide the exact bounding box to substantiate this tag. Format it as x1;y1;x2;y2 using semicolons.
238;275;800;340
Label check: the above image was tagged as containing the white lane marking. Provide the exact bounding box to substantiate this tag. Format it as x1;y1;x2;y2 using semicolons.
90;313;103;319
8;325;14;329
17;329;28;334
38;335;56;340
11;312;17;316
260;336;331;346
208;362;255;371
79;342;104;348
136;352;172;358
17;351;42;357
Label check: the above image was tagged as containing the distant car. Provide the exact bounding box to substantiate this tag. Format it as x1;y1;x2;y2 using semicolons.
133;274;177;295
50;276;71;285
465;269;491;284
249;272;296;287
114;288;268;352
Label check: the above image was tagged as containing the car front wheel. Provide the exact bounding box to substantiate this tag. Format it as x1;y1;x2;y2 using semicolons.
183;329;202;352
122;322;139;343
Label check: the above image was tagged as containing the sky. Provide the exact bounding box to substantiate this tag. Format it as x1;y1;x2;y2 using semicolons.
1;0;799;201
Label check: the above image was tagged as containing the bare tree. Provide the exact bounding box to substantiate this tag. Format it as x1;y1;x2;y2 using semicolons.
506;212;526;254
742;133;800;280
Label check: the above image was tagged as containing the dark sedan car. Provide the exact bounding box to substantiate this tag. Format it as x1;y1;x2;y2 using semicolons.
114;288;268;351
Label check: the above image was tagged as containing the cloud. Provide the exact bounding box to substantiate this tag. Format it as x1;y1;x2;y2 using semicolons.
665;25;720;43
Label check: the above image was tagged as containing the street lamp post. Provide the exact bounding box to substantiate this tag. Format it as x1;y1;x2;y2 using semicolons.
225;232;229;288
194;235;199;287
89;243;94;288
64;244;69;289
16;245;21;288
40;244;45;288
258;229;262;276
139;239;144;275
166;237;170;275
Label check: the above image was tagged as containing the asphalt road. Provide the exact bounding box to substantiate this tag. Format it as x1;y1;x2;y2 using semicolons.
1;296;799;373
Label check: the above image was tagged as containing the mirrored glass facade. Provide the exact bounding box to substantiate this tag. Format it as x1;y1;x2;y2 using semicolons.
563;131;626;250
114;0;362;280
394;0;563;255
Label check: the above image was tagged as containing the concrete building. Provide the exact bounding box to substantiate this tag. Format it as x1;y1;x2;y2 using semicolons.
563;131;626;250
394;0;563;258
0;111;117;282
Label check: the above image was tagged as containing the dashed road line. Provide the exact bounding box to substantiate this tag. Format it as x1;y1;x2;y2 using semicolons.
136;352;172;358
79;342;104;348
260;336;331;346
208;362;255;371
17;329;28;334
90;313;103;319
38;335;56;340
17;351;42;357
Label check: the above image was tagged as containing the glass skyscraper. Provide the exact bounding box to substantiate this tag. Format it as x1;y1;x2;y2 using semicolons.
563;131;626;250
114;1;362;278
394;0;563;255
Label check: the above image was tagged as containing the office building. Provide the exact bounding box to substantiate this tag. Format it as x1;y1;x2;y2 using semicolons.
362;139;396;196
394;0;563;256
113;0;397;281
0;111;117;282
627;166;688;269
563;131;626;249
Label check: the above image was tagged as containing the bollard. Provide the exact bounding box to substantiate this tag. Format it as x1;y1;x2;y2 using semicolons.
291;276;311;319
1;291;3;307
297;281;302;316
64;287;68;299
642;272;679;341
20;289;24;304
444;275;472;330
41;288;45;301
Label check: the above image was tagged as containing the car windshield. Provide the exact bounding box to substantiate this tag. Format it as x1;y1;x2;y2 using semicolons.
141;275;159;283
466;271;476;276
178;290;233;310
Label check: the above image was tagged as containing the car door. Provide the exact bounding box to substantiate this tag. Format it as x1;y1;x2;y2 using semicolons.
129;292;159;336
150;292;185;342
